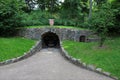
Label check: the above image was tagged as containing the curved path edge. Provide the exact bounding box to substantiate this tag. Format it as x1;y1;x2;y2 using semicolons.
59;45;118;80
0;41;42;66
0;41;118;80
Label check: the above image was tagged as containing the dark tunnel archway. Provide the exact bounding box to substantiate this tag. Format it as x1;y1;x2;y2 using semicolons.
41;32;60;48
79;35;86;42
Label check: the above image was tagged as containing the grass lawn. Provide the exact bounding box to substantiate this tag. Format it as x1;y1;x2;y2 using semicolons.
0;37;36;62
63;37;120;79
24;25;87;30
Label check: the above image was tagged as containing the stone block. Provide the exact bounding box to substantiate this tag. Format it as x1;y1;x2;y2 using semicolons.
87;64;96;71
96;68;102;72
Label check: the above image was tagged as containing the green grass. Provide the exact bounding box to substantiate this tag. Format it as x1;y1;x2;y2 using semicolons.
62;37;120;79
0;37;36;62
24;25;87;30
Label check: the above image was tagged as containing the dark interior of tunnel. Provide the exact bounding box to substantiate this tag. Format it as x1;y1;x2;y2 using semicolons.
42;32;60;48
79;35;86;42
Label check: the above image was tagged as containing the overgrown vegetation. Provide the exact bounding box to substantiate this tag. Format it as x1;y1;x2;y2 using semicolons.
110;0;120;34
63;37;120;79
0;0;120;36
0;37;36;62
21;11;51;26
0;0;25;36
89;3;115;47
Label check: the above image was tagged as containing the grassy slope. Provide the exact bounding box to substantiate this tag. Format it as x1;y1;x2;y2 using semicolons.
63;37;120;79
0;37;36;62
24;25;87;30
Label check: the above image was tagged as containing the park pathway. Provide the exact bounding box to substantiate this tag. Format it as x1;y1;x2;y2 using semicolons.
0;48;114;80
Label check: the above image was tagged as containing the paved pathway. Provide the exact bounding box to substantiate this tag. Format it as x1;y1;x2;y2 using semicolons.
0;48;114;80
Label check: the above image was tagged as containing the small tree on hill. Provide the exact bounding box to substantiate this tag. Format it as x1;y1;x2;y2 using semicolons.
90;3;115;47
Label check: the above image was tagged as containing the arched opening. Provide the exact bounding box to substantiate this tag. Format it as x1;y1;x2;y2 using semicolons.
41;32;60;48
79;35;86;42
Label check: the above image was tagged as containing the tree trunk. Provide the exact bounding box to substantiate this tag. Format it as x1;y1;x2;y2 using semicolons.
99;37;106;47
88;0;93;20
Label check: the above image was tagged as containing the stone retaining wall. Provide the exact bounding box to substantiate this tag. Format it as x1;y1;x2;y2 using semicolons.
0;28;94;66
18;28;92;42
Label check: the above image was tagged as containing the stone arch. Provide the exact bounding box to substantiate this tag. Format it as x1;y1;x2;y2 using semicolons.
79;35;86;42
41;32;60;48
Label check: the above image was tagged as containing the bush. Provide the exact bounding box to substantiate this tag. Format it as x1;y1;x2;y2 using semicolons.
22;11;80;27
22;11;52;26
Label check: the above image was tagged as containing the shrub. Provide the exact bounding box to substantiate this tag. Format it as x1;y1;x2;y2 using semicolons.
22;11;52;26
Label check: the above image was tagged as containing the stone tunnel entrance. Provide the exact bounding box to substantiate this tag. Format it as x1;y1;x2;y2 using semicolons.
79;35;86;42
41;32;60;48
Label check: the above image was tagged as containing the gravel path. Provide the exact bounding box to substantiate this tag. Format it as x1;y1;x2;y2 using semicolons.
0;48;114;80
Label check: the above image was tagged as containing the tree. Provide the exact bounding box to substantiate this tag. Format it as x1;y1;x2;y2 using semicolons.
80;0;89;18
60;0;84;26
37;0;46;11
0;0;24;36
88;0;93;20
61;0;81;19
25;0;37;10
37;0;60;12
94;0;107;6
89;3;115;47
88;0;108;20
109;0;120;34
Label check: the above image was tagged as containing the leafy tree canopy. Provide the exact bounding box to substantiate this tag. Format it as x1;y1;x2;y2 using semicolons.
89;3;115;47
0;0;25;36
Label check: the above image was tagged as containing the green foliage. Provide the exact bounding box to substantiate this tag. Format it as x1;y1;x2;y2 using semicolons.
21;10;52;26
61;0;81;19
94;0;107;6
1;0;119;36
63;38;120;79
55;19;77;26
24;0;90;27
22;10;83;27
0;0;24;36
0;37;36;62
89;3;115;47
37;0;60;13
60;0;84;27
109;0;120;34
